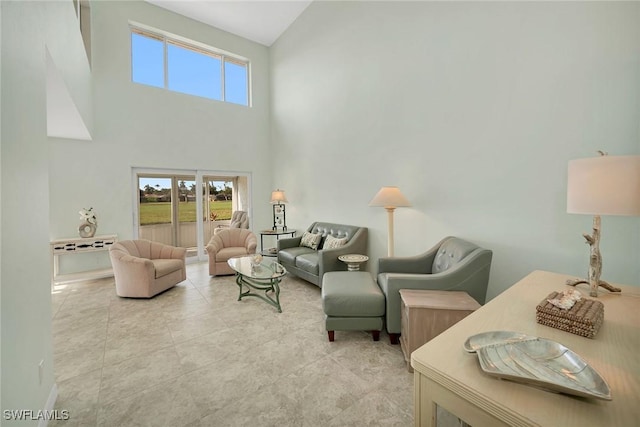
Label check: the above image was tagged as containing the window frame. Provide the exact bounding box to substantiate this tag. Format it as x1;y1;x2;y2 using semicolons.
130;23;251;107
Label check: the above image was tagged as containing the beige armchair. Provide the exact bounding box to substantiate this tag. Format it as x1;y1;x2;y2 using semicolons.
205;228;258;276
213;210;249;235
109;239;186;298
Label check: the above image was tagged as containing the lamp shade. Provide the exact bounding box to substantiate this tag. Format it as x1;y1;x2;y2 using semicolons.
368;186;411;208
270;189;288;204
567;155;640;216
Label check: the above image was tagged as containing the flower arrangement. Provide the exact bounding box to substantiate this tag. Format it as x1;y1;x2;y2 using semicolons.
79;207;97;225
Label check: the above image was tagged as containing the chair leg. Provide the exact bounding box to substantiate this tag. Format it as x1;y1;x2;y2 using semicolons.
327;331;335;342
389;333;400;345
371;330;380;341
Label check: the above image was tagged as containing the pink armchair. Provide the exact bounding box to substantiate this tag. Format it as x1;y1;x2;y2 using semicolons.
205;228;257;276
109;239;186;298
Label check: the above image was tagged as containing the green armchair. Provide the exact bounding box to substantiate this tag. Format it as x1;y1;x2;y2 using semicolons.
377;236;493;344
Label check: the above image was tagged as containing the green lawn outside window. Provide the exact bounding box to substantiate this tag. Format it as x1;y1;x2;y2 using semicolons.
140;201;232;225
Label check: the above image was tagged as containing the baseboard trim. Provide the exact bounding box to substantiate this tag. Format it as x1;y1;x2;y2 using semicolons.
37;383;58;427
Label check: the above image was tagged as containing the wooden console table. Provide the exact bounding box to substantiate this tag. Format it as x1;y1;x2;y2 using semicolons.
50;234;117;287
412;270;639;427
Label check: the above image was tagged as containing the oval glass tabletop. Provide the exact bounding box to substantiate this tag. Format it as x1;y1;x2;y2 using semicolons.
227;255;287;280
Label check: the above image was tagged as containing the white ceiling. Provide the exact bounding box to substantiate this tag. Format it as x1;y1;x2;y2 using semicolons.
145;0;313;46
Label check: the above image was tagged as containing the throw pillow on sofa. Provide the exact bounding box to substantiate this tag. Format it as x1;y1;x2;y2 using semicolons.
301;232;322;250
323;235;347;249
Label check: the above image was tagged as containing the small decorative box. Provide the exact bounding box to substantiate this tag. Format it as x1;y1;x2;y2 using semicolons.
536;291;604;338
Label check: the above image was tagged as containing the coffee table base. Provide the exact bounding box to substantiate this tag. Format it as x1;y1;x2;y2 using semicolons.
235;274;282;312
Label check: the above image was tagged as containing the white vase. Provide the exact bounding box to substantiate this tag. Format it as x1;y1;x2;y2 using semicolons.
78;221;97;238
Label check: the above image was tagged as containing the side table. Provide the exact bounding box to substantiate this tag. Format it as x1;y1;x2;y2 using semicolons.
259;229;296;257
338;254;369;271
399;289;479;372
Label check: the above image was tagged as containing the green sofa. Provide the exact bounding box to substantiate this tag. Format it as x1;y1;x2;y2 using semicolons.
277;222;368;287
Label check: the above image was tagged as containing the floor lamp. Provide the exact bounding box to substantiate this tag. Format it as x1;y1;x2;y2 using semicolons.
369;186;411;257
566;153;640;297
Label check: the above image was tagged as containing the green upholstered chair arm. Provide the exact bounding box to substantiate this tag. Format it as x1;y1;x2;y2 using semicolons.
277;236;302;250
378;249;437;275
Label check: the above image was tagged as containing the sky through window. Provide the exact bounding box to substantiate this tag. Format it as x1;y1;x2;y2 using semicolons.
131;29;249;106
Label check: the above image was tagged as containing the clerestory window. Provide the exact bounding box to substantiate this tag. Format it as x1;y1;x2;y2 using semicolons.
130;25;250;106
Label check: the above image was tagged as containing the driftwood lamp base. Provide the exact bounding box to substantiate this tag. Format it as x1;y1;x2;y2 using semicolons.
566;278;622;295
567;215;622;297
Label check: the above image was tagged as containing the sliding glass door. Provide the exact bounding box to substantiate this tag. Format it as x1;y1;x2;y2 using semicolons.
135;169;251;261
176;176;198;256
137;174;198;258
202;177;233;248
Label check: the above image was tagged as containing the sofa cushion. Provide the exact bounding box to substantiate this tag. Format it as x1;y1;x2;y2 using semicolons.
295;252;320;275
152;259;184;278
323;235;347;250
279;246;315;265
300;232;322;250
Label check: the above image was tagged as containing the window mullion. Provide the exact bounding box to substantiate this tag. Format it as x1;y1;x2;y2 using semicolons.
246;63;250;107
220;56;226;102
163;36;169;89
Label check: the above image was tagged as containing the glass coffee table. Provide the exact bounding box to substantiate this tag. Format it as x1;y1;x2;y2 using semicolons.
227;255;287;312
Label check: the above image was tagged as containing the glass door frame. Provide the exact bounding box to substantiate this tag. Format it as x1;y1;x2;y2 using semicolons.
132;167;252;263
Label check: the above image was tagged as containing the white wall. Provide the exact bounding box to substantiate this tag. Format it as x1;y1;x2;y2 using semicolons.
271;1;640;298
1;1;91;423
48;1;273;264
0;0;3;412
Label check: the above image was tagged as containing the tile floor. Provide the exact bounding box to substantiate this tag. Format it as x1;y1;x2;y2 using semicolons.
50;262;415;426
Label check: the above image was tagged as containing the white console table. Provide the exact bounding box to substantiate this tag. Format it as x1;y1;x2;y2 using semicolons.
412;270;639;427
50;234;117;287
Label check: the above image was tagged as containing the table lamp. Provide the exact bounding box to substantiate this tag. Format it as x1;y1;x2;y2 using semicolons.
566;152;640;297
369;186;411;256
270;189;288;231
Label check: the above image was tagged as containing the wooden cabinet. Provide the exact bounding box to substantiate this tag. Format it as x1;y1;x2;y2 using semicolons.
399;289;480;372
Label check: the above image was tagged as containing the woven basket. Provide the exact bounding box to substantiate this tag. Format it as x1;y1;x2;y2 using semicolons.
536;291;604;339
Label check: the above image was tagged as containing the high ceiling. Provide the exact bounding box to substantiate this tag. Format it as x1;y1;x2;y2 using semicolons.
145;0;313;46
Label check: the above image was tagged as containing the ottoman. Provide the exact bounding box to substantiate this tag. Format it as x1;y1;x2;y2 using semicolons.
321;271;385;342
